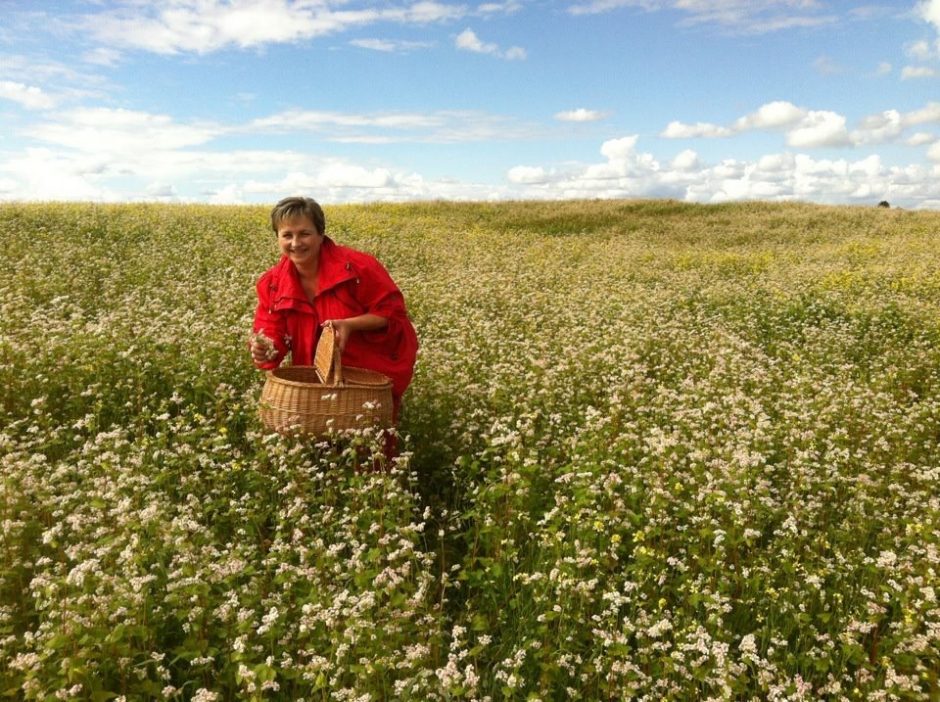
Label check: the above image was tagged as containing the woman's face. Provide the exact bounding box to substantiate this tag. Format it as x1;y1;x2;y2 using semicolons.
277;214;323;269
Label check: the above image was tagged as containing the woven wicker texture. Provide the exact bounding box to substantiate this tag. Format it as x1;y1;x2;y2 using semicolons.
314;323;336;384
259;328;393;436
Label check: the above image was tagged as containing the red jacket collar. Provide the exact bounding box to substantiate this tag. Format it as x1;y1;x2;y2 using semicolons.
271;237;357;311
316;237;358;293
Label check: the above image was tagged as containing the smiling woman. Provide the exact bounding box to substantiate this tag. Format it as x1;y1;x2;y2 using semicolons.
250;196;419;427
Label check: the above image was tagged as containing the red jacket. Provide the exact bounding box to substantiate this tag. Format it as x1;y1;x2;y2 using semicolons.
252;237;418;405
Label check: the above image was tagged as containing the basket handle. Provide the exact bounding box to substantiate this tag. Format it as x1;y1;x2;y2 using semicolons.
330;341;345;386
315;322;346;386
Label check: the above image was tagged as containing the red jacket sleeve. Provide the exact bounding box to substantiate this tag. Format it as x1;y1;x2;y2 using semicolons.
351;256;419;397
252;273;289;370
355;258;411;344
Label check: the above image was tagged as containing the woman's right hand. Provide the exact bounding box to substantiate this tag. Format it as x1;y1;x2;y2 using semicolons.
250;339;268;363
249;333;278;363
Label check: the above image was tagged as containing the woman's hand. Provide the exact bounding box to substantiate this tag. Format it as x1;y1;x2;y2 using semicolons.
249;332;278;363
322;315;388;352
323;319;353;352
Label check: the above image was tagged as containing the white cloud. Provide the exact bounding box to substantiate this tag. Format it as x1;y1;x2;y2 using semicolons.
906;39;937;61
455;28;526;59
930;141;940;161
82;47;123;66
0;80;57;110
247;107;540;143
905;102;940;125
661;120;733;138
0;55;111;103
4;126;940;207
919;0;940;29
76;0;468;55
388;2;467;23
0;148;121;201
0;103;536;202
902;65;939;79
499;134;940;208
456;27;493;52
144;183;179;199
671;149;700;171
732;101;805;131
665;100;940;149
874;61;892;76
813;55;843;75
849;6;896;21
566;0;836;35
26;107;222;153
476;2;524;15
555;108;609;122
349;38;435;52
908;132;937;145
566;0;641;16
786;110;851;148
292;162;395;189
250;109;444;131
507;165;551;183
665;101;804;139
851;110;903;144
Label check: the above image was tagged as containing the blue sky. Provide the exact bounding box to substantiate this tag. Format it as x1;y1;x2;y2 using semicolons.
1;0;939;207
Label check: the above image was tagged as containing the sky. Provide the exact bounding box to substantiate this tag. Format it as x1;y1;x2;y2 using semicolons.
1;0;939;208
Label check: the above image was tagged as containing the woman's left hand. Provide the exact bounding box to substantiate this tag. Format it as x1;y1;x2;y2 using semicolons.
322;314;388;353
323;319;352;352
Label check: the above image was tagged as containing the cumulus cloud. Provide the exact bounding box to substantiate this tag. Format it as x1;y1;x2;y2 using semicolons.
504;135;940;207
0;80;57;110
732;101;805;131
455;28;526;59
665;100;940;150
851;110;904;144
919;0;940;29
786;111;851;148
507;165;551;183
554;108;609;122
671;149;700;171
664;101;804;140
566;0;836;35
4;121;940;207
661;121;734;139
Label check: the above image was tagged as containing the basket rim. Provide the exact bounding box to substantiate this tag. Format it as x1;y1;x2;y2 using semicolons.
267;364;392;389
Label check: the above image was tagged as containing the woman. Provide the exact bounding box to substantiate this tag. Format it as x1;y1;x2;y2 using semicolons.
250;196;418;427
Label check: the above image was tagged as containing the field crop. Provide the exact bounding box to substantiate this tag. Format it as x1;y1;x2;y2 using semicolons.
1;199;939;701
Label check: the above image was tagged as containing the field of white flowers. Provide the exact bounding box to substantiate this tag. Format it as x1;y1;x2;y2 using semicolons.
1;199;939;701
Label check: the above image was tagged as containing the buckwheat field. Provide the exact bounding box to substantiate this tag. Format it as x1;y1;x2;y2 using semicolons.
1;200;939;701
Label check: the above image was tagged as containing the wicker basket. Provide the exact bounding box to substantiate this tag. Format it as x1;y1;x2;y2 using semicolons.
258;324;393;436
